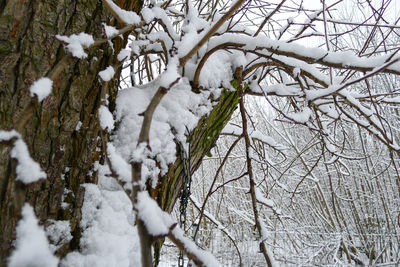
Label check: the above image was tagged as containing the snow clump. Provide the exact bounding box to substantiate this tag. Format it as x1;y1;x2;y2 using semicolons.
8;204;59;267
29;77;53;102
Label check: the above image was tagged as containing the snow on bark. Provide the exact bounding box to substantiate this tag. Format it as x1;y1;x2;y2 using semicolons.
56;33;94;59
196;51;234;89
99;66;115;82
0;129;19;141
170;227;221;267
103;24;119;38
46;220;72;253
117;49;131;62
0;130;46;183
11;138;47;183
11;139;47;184
98;105;115;132
159;58;181;88
29;77;53;102
136;191;176;236
104;0;141;25
106;143;132;187
8;204;59;267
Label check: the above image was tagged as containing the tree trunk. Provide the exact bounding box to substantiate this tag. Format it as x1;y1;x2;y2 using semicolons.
152;89;239;264
0;0;141;263
0;0;239;264
153;89;239;213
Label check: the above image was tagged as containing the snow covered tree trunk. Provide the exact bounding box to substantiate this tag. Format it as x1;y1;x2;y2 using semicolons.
152;89;239;264
0;0;141;263
154;89;240;213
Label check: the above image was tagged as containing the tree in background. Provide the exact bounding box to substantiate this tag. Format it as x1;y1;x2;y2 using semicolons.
0;0;400;266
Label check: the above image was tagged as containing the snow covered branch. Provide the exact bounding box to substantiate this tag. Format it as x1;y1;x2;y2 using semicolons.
179;0;248;67
168;227;220;267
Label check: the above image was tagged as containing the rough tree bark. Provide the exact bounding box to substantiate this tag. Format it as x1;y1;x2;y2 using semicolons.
0;0;142;263
0;0;239;265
